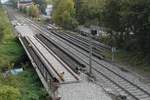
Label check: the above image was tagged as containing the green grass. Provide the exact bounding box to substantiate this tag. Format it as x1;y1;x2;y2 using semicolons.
0;39;24;68
19;68;47;100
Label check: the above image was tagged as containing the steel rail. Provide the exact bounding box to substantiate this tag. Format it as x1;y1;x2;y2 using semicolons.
22;17;150;100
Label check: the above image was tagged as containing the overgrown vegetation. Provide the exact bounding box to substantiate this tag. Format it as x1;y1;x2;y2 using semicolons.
52;0;78;29
0;6;47;100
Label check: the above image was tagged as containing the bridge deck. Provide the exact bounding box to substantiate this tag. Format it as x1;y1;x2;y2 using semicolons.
27;36;79;83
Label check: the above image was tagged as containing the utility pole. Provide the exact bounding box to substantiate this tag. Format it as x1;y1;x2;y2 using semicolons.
89;28;97;76
89;33;93;75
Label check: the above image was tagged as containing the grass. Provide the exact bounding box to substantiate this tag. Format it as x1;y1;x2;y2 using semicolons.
0;7;47;100
11;66;47;100
116;50;150;73
19;68;47;100
0;39;24;68
104;49;150;76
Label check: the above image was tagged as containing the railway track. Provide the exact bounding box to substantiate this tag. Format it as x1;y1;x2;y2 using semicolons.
27;36;79;82
50;31;104;59
24;18;105;59
39;32;150;100
53;30;104;53
21;37;55;83
24;19;150;100
9;11;150;100
57;30;111;51
6;7;79;81
45;23;111;51
56;30;110;51
36;34;86;73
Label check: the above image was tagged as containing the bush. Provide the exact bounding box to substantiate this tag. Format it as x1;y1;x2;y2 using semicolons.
0;84;21;100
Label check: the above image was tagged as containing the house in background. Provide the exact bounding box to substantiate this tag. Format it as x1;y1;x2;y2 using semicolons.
17;0;33;9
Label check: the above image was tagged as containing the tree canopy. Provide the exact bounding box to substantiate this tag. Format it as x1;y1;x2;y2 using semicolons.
52;0;78;29
33;0;47;13
0;84;21;100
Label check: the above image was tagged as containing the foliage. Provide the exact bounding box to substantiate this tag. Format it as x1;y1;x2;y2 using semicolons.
0;7;22;100
52;0;150;63
120;0;150;53
46;0;53;4
101;0;150;62
23;69;47;100
30;4;40;17
11;68;47;100
52;0;78;29
0;7;23;68
76;0;105;26
33;0;47;14
0;66;48;100
20;4;40;18
0;84;21;100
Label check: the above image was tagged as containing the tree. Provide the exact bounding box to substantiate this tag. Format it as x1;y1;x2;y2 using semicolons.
23;4;40;17
76;0;105;26
120;0;150;58
52;0;78;29
46;0;53;4
31;4;40;17
51;0;150;63
33;0;47;14
100;0;125;47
